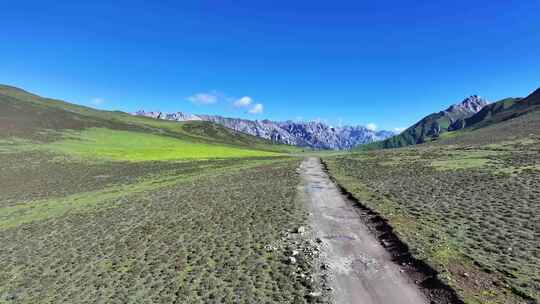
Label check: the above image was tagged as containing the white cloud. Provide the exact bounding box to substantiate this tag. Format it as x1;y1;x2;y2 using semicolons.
234;96;253;107
91;97;105;105
248;103;264;114
393;127;406;133
366;123;378;131
186;92;218;105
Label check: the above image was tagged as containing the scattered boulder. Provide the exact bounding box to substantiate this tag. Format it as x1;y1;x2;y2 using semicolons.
307;291;322;298
3;292;17;301
264;244;276;252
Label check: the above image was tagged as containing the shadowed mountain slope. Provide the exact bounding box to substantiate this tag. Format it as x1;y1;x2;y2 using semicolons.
360;95;488;149
450;87;540;131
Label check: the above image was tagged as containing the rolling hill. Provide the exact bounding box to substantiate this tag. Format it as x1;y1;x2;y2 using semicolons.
0;84;301;159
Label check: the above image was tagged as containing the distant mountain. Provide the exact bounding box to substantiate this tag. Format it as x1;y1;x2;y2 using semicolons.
361;95;489;149
448;87;540;131
523;87;540;107
135;111;203;122
438;88;540;146
448;98;521;131
133;110;393;150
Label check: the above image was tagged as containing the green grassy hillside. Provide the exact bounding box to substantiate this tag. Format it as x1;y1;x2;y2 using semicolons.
0;84;300;159
457;88;539;131
361;86;540;150
437;109;540;147
455;98;521;129
435;88;540;147
42;128;280;161
365;110;455;149
360;100;481;150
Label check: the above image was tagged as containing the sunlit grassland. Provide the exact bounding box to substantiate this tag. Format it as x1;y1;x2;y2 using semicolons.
5;128;282;161
0;156;313;303
429;150;502;171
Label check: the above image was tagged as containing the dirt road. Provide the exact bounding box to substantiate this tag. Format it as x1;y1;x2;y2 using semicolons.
299;157;426;304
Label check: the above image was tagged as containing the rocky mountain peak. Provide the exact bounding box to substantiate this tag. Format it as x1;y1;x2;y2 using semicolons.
134;110;163;119
525;87;540;105
132;110;393;150
446;95;488;114
135;110;203;121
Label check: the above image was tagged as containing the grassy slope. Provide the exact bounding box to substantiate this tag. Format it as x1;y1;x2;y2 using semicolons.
0;84;301;159
361;87;540;150
324;112;540;303
463;88;539;130
44;128;280;161
360;106;468;150
459;98;521;128
437;109;540;147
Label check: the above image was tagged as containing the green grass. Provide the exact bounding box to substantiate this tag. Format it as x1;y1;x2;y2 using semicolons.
0;157;317;303
437;130;463;140
41;128;281;161
0;138;34;153
0;84;303;154
429;150;502;171
431;158;489;170
0;157;283;229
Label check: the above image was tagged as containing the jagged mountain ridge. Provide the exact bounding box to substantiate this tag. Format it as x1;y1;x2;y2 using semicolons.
360;95;489;149
133;110;393;150
449;87;540;131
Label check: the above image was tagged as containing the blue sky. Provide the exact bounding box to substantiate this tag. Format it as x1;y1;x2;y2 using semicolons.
1;1;539;131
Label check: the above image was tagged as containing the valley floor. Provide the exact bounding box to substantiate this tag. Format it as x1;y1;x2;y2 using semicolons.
324;137;540;303
0;152;319;303
2;148;538;304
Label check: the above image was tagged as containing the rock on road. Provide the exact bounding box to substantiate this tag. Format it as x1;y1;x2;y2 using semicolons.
298;157;426;304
